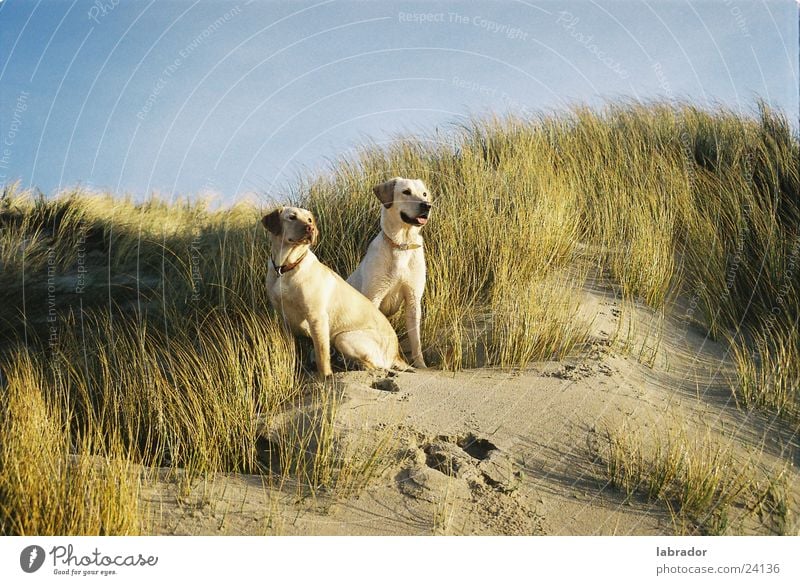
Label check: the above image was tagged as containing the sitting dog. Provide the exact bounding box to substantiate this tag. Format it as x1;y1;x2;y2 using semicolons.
262;206;408;377
348;177;432;368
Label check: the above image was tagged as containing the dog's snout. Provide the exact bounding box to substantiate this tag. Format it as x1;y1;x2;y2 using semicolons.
420;201;432;211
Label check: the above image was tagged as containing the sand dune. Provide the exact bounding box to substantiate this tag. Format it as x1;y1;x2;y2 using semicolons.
144;283;798;535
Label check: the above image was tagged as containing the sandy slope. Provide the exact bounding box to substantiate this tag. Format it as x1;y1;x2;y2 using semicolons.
144;285;799;535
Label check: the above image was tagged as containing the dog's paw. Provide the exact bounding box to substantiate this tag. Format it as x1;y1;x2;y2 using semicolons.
317;370;334;382
389;366;414;376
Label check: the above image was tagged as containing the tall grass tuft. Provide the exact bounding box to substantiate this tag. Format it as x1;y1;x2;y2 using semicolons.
21;308;300;475
0;353;142;535
594;424;753;535
730;307;800;428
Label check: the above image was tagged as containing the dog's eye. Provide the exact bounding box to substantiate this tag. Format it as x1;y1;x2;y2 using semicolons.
402;189;411;195
423;192;428;198
290;215;297;220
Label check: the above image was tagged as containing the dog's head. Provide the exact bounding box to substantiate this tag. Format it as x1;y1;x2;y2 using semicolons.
373;177;432;230
261;206;318;247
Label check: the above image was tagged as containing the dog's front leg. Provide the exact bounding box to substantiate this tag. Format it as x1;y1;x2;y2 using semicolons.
403;285;426;368
309;315;333;378
362;279;394;311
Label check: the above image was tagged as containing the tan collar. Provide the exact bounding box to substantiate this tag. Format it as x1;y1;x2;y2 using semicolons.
271;249;308;276
383;231;422;251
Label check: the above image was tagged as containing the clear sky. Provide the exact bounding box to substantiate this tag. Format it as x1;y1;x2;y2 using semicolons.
1;0;798;203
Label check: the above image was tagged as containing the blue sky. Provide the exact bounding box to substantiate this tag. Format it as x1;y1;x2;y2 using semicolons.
1;0;797;203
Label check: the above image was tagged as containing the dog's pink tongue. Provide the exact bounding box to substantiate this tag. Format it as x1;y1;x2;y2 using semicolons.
416;217;428;225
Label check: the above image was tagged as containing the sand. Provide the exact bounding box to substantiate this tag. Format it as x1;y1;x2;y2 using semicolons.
143;284;799;535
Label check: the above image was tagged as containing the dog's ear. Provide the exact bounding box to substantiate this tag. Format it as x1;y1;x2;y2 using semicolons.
310;212;319;246
261;208;283;235
373;179;397;209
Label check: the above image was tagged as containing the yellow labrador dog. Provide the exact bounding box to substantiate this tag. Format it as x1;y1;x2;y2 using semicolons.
262;206;408;378
348;178;431;368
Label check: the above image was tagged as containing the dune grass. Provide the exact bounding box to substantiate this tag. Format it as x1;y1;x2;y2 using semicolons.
0;100;797;534
729;309;800;431
592;425;755;535
0;353;142;535
591;423;782;535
